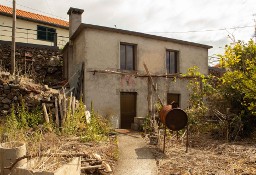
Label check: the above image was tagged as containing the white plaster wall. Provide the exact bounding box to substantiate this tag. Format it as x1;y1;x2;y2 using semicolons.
0;15;69;48
72;28;209;128
83;28;208;74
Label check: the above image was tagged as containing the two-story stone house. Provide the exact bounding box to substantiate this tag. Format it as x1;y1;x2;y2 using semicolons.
63;8;212;129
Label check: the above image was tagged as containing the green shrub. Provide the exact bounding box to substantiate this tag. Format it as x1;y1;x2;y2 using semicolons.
81;111;112;142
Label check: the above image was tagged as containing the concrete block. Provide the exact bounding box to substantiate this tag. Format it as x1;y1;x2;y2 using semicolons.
0;142;27;175
13;157;81;175
131;123;139;131
134;117;145;126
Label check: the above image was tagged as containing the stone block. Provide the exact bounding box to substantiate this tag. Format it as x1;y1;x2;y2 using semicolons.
2;98;11;104
1;110;8;115
3;104;9;109
3;84;10;90
13;96;18;101
3;90;10;94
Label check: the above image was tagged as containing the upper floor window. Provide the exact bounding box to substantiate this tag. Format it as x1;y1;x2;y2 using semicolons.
166;50;178;74
120;43;136;70
37;25;56;42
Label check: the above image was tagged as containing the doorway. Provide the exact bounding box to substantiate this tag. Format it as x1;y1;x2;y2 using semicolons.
120;92;137;129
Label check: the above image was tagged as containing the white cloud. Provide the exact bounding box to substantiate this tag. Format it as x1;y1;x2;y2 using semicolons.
1;0;256;61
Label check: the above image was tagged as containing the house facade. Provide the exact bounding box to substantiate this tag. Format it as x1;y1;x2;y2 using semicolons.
63;8;212;129
0;5;69;48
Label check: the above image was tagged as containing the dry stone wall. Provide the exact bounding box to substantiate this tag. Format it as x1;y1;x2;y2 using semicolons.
0;41;64;86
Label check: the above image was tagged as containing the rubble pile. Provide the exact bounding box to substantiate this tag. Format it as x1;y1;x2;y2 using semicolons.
0;72;59;116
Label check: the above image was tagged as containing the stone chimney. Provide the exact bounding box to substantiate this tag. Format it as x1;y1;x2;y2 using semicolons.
67;7;84;38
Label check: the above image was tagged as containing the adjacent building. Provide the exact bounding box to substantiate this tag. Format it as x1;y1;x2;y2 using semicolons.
63;8;212;129
0;4;69;48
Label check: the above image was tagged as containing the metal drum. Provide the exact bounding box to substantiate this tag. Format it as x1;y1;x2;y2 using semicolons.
159;105;188;131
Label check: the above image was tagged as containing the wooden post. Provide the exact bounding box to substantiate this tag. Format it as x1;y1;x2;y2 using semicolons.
143;63;164;106
72;96;76;116
186;125;189;153
11;0;16;75
54;97;59;128
226;108;230;142
69;92;73;113
42;103;49;123
58;93;63;127
148;77;153;128
62;95;67;126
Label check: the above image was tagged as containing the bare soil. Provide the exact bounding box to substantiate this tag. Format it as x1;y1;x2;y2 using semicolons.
150;133;256;175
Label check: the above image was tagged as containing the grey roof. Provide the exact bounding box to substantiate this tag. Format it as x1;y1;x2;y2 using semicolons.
70;23;212;49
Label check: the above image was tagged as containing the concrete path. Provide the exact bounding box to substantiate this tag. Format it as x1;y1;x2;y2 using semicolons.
114;130;157;175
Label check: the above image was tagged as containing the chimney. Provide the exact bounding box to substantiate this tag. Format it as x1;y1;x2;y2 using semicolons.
67;7;84;38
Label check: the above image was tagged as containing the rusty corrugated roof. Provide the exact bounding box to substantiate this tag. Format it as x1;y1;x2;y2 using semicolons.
0;4;69;28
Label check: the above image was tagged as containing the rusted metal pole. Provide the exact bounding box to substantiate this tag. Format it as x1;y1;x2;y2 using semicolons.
163;125;167;153
186;125;189;153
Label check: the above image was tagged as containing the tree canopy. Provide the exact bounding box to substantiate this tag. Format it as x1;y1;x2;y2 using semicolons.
219;40;256;114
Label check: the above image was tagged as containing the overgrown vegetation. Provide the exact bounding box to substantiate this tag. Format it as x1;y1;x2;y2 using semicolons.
61;99;112;142
142;114;154;133
1;99;112;145
184;40;256;140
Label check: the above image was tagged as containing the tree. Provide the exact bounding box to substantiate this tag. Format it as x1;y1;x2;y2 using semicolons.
219;40;256;115
184;40;256;138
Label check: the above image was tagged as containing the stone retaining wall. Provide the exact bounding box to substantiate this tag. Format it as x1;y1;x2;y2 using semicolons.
0;41;64;86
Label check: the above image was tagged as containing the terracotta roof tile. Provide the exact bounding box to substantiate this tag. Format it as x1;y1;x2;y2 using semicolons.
0;5;69;28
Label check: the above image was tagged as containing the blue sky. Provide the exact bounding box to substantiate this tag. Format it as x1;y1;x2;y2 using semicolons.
2;0;256;65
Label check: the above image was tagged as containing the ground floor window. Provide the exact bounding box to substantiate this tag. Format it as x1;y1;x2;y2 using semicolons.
167;93;180;107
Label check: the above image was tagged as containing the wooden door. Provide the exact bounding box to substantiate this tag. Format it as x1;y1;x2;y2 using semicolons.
120;92;137;129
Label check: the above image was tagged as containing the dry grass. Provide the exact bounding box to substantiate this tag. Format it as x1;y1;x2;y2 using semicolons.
151;133;256;175
24;133;117;172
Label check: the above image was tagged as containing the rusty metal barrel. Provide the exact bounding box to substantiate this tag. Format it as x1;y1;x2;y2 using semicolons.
159;105;188;131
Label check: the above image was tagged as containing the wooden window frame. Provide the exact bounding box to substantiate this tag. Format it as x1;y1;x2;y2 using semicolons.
167;93;180;107
120;43;137;71
166;49;179;74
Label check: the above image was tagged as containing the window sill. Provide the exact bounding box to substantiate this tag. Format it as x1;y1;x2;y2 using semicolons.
37;38;54;42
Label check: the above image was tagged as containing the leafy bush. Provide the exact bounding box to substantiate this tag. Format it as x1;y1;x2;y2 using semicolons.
142;114;154;133
62;99;87;135
81;111;112;142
